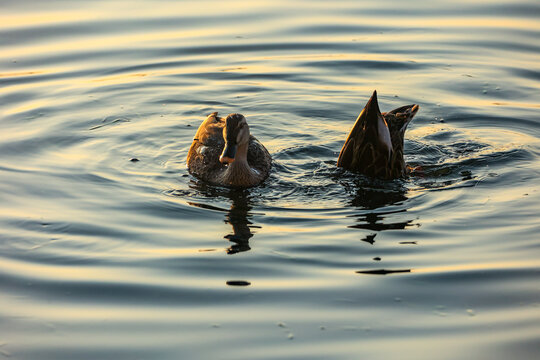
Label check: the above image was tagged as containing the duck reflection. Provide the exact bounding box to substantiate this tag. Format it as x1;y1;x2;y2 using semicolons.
348;181;408;210
343;178;418;245
185;182;259;255
345;179;416;275
349;210;414;232
223;189;257;254
347;180;413;229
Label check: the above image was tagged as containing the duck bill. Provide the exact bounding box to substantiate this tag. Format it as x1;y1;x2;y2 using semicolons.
220;143;237;164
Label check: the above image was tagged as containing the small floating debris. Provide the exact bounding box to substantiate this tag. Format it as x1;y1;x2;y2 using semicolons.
466;309;476;317
287;333;294;340
130;158;139;162
373;257;381;261
356;269;411;275
277;322;287;328
226;280;251;286
399;241;417;245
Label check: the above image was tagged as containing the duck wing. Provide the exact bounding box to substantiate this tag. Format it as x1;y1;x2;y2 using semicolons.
247;135;272;179
187;112;226;181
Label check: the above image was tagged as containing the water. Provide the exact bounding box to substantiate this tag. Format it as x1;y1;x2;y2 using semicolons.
1;0;539;359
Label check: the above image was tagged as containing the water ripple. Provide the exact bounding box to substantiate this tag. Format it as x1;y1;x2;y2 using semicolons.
1;0;540;359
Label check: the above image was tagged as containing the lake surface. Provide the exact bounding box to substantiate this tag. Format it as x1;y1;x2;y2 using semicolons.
1;0;539;359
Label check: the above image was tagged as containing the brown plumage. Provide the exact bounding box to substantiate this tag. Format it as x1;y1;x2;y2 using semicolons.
337;91;419;179
187;112;271;187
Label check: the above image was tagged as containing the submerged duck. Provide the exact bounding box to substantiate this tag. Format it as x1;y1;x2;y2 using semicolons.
187;112;271;187
337;91;419;179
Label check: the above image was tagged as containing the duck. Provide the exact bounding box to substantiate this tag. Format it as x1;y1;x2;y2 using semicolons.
337;90;419;179
187;112;272;187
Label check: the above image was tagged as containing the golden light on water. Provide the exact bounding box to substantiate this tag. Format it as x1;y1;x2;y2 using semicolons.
1;1;539;358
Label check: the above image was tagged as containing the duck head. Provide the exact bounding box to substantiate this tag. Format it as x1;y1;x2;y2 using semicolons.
219;113;251;164
337;91;419;179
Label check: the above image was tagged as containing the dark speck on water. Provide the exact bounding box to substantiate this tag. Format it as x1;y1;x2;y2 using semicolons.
356;269;412;275
1;0;539;359
226;280;251;286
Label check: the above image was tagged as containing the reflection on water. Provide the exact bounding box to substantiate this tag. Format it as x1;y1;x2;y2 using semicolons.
345;180;417;274
346;180;415;233
348;182;408;210
356;269;411;275
349;211;414;231
185;182;259;254
1;0;540;359
223;190;257;254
